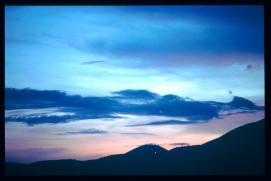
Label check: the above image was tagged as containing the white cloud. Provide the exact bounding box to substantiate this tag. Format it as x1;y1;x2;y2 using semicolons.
5;107;75;119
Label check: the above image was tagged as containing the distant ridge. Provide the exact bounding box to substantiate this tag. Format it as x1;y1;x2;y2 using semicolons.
5;119;265;175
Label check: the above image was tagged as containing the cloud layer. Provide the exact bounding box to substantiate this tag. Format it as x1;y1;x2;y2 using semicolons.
5;88;264;125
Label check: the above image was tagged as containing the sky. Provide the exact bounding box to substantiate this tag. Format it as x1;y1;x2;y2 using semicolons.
5;6;264;163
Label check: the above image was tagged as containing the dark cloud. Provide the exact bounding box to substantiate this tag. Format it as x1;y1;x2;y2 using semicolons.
82;60;105;65
5;112;122;126
229;96;262;110
5;87;119;111
219;110;258;118
127;120;199;127
5;115;75;126
80;6;263;69
56;128;108;135
147;94;219;120
246;64;253;70
245;64;261;72
112;89;159;100
5;88;264;125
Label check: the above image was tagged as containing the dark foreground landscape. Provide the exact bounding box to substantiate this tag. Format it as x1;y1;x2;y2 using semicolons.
6;119;265;175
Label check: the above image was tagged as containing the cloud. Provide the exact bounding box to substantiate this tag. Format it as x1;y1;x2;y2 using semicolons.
112;89;159;100
5;108;122;126
5;115;75;126
5;107;75;118
5;108;76;125
229;96;262;110
6;6;262;70
218;109;258;118
245;64;261;72
73;6;263;69
169;142;190;147
5;88;120;123
147;94;219;120
127;120;199;127
82;60;105;65
120;132;155;136
5;88;119;110
5;88;264;125
56;128;108;135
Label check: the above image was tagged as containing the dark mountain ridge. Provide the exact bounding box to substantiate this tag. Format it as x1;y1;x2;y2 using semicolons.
6;119;265;175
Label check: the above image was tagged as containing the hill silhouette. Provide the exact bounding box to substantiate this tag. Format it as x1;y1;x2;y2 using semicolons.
5;119;265;175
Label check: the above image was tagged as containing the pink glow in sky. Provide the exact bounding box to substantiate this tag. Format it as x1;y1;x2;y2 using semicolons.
5;111;264;163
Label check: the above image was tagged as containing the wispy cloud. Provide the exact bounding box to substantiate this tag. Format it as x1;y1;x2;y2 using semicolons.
120;132;155;136
169;142;190;147
56;128;108;135
127;120;199;127
82;60;105;65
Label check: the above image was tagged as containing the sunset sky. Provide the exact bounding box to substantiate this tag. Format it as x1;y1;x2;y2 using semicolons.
5;6;264;163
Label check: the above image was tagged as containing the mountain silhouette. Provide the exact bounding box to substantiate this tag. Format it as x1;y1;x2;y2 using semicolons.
126;144;167;157
5;119;265;175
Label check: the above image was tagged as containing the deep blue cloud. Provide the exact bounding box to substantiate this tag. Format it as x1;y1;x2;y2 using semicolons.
112;89;159;100
229;96;262;109
5;115;75;126
83;6;263;63
5;113;121;126
127;120;200;127
5;88;264;125
5;87;119;111
147;95;219;120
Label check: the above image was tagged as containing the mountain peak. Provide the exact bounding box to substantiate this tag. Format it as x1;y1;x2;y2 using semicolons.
126;144;168;157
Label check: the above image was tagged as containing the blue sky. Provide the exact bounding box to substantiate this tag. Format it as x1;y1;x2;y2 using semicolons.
5;5;264;102
5;6;265;163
